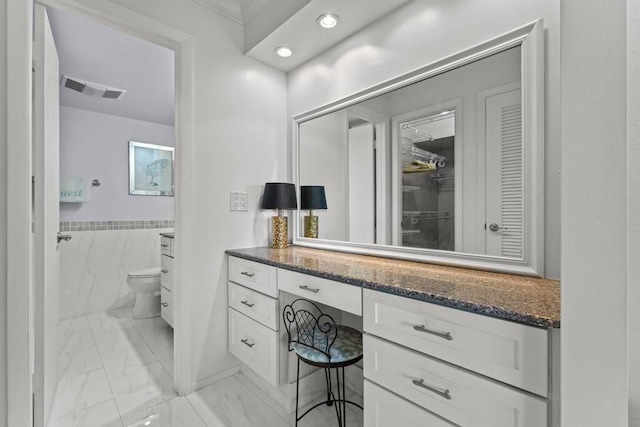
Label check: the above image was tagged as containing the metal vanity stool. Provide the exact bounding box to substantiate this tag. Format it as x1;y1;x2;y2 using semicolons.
283;299;363;426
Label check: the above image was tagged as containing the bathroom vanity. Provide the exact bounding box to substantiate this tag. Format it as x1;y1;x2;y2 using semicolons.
225;246;560;427
160;233;174;327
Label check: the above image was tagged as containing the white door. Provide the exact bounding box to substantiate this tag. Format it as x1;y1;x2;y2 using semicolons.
33;4;62;426
348;124;376;244
485;89;523;258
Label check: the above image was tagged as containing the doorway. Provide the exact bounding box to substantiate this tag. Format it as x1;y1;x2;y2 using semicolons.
20;1;194;425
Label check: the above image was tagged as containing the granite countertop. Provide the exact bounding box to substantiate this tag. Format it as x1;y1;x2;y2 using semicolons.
225;246;560;329
160;232;174;238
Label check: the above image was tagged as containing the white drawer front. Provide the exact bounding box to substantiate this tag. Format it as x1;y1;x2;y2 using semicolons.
364;334;547;427
228;282;279;331
363;289;548;396
160;236;173;257
161;255;173;291
161;286;173;328
229;308;279;387
364;380;456;427
228;256;278;298
278;269;362;316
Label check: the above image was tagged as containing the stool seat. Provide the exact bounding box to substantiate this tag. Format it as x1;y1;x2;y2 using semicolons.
292;325;362;365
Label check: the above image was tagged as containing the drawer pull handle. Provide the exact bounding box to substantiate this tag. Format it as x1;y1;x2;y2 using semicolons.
241;339;255;348
161;302;169;307
413;325;453;341
240;272;255;278
240;300;255;308
412;379;452;400
161;269;169;273
161;244;169;247
299;285;319;293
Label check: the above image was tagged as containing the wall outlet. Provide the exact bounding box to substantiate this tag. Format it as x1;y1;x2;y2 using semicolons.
230;191;248;211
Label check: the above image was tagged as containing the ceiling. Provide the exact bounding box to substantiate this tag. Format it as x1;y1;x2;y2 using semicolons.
47;7;175;126
46;0;412;125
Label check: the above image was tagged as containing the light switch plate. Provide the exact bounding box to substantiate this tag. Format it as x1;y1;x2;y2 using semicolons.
230;191;248;211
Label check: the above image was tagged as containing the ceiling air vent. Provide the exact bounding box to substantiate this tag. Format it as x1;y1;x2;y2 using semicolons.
60;75;127;100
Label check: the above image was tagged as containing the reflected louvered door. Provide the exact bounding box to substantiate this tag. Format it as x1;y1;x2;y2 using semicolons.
485;89;523;258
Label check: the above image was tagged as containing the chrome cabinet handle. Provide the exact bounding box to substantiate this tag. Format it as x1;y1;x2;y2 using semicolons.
241;339;255;348
240;272;255;278
161;269;169;273
161;302;169;307
413;325;453;341
57;232;72;243
299;285;319;293
488;223;509;232
241;300;255;308
412;379;451;400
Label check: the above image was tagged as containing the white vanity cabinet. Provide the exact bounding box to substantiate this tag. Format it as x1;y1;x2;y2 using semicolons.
227;257;283;387
160;235;174;328
363;289;553;427
226;250;559;426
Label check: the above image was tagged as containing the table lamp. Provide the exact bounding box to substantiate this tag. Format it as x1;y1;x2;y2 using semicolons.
261;182;297;249
300;186;327;238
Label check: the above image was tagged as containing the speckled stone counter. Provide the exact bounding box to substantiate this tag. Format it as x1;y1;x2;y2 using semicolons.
225;246;560;329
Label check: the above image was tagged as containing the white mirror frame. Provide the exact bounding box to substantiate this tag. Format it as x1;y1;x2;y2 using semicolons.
292;19;544;277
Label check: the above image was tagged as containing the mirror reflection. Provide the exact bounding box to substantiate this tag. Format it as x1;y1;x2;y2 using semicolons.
298;45;523;259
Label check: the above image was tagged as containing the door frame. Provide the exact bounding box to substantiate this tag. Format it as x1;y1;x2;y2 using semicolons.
6;0;195;423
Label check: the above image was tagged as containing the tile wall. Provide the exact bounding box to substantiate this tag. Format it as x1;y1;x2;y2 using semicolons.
59;221;174;319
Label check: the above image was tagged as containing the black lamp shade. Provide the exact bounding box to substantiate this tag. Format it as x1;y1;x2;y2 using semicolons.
300;186;327;210
260;182;297;210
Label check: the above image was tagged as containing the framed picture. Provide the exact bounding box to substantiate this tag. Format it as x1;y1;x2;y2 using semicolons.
129;141;175;196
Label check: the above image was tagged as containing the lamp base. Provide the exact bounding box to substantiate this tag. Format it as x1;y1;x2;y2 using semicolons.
304;215;318;238
271;216;288;249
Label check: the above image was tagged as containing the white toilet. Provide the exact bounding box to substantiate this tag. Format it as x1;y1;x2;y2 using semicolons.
126;267;162;319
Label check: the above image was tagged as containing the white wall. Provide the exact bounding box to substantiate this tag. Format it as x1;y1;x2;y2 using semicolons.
561;0;628;425
287;0;561;279
0;0;8;424
59;106;174;221
629;0;640;423
92;0;289;386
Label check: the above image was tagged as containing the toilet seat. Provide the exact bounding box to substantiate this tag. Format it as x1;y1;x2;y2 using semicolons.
128;267;161;278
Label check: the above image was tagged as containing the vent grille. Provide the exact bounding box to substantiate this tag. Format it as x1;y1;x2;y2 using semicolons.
102;90;123;99
64;78;86;93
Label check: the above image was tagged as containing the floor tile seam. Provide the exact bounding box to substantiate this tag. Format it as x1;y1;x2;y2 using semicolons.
48;397;120;424
134;330;173;379
58;365;104;381
231;373;292;425
57;343;99;357
184;394;210;426
83;316;123;424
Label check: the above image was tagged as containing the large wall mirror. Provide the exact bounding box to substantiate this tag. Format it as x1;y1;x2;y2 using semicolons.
293;20;544;276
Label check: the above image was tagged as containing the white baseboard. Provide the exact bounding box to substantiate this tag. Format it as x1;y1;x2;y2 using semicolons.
192;365;240;391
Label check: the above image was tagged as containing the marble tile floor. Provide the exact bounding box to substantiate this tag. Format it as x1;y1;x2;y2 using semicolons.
50;308;364;426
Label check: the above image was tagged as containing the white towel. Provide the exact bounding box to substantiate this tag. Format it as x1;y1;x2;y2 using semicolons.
60;177;91;203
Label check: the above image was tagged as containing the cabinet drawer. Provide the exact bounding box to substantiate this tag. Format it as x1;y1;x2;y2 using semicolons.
364;334;547;427
160;236;173;257
228;256;278;298
364;380;456;427
229;308;279;387
363;289;548;396
161;286;173;328
278;269;362;316
161;255;173;291
228;282;279;331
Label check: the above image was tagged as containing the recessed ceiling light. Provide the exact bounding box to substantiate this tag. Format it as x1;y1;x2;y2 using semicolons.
317;13;339;29
274;46;293;58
